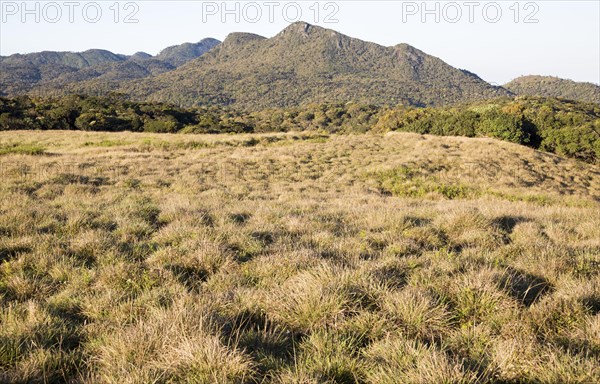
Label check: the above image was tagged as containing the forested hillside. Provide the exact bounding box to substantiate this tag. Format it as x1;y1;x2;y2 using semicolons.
505;76;600;104
0;39;220;96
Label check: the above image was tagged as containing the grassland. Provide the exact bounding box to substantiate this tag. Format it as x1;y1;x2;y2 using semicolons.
0;130;599;383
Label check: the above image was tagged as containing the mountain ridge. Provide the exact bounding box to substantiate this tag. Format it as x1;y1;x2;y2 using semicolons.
0;39;221;96
505;75;600;104
115;22;512;109
2;22;596;108
155;38;221;67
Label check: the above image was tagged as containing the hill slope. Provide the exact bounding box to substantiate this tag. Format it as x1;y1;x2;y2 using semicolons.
155;38;221;67
0;49;126;95
120;22;511;108
505;75;600;104
0;39;220;96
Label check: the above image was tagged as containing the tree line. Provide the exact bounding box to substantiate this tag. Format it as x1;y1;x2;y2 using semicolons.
1;94;598;163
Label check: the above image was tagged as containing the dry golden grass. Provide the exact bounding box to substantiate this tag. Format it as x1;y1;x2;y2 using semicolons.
0;130;599;383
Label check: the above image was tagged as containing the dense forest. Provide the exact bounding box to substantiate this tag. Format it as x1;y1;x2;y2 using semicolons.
1;94;599;164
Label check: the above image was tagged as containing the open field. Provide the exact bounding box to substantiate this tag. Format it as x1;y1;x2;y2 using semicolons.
1;130;599;383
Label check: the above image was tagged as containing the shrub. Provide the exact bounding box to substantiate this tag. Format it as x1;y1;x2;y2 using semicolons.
477;108;530;144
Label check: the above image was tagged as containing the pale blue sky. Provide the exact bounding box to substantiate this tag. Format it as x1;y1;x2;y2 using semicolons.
1;1;598;85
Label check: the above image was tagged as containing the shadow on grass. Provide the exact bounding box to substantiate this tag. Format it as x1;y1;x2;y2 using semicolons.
0;245;31;263
222;308;302;376
492;216;530;235
498;267;554;307
581;294;600;316
52;173;110;187
166;264;209;293
230;213;252;225
371;264;410;290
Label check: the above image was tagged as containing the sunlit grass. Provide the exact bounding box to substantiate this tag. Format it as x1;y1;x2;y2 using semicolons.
0;130;599;382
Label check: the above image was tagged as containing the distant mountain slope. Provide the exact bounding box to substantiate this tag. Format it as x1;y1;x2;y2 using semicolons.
0;49;127;69
0;39;221;96
0;49;126;95
119;22;511;109
505;75;600;104
155;38;221;67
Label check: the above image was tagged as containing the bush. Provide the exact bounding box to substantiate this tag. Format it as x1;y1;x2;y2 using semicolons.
477;108;530;144
143;117;180;133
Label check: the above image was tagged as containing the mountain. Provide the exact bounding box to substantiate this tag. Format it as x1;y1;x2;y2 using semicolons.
130;52;153;61
0;23;510;108
0;49;126;69
505;75;600;104
118;22;512;109
155;38;221;67
0;39;221;96
0;49;126;95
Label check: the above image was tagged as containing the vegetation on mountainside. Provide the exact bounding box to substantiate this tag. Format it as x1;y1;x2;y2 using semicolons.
2;94;599;163
4;25;598;109
505;76;600;104
0;40;220;96
116;23;510;109
155;38;221;67
2;23;510;107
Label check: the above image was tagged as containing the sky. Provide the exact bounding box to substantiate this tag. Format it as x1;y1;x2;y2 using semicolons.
1;0;599;85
